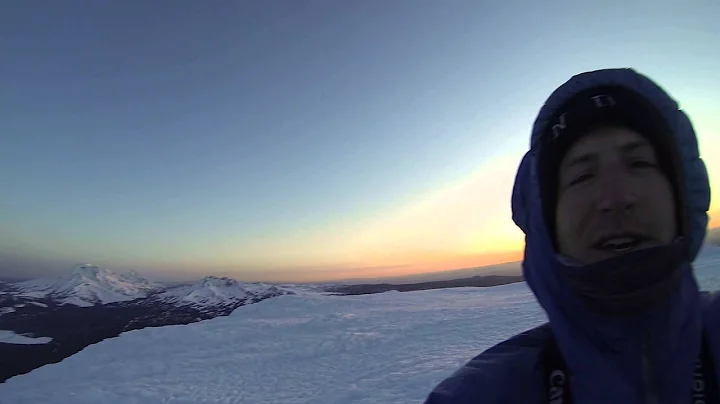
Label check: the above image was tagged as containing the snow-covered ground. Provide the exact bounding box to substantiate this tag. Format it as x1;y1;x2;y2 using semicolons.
1;245;720;404
0;283;543;403
0;331;52;345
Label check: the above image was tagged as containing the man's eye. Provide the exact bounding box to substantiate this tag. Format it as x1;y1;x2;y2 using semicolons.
631;160;656;168
568;173;593;186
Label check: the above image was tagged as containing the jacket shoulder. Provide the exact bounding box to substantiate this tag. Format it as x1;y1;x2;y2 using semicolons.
424;323;551;404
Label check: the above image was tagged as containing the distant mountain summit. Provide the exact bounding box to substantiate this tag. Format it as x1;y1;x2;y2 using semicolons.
158;276;295;309
4;265;299;310
13;264;161;306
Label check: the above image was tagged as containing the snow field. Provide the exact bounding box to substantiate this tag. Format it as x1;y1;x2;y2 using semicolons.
0;283;545;404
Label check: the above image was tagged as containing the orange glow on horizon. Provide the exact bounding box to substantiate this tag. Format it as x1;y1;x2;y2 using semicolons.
227;248;526;283
142;114;719;284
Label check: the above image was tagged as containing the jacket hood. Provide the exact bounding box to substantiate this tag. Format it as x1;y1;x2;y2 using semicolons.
510;68;711;398
512;68;709;262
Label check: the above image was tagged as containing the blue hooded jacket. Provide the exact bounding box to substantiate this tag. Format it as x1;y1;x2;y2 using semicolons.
424;68;718;403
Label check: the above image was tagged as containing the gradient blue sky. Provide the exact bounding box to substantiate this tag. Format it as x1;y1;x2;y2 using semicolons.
2;1;719;282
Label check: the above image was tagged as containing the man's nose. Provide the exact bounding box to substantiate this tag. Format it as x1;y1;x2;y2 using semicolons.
596;165;637;213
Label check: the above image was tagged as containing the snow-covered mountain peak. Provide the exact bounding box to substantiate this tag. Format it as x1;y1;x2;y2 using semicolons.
6;264;305;311
159;276;295;308
161;276;251;307
72;263;100;275
14;264;160;306
199;276;244;288
68;264;112;283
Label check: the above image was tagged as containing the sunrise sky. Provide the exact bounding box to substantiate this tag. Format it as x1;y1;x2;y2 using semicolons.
2;1;719;282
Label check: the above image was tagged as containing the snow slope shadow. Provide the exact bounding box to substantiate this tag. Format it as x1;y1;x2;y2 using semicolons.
0;298;211;382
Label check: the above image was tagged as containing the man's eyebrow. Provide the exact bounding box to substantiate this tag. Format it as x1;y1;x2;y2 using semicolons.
562;153;593;171
562;140;654;171
621;140;653;153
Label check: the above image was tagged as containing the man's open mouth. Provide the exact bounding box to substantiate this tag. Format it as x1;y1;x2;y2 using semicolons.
594;234;652;253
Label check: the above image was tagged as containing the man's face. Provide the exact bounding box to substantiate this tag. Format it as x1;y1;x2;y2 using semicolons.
555;126;677;264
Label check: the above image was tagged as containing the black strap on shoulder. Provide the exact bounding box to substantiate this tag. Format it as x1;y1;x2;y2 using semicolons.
543;335;572;404
696;330;720;404
543;330;719;404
